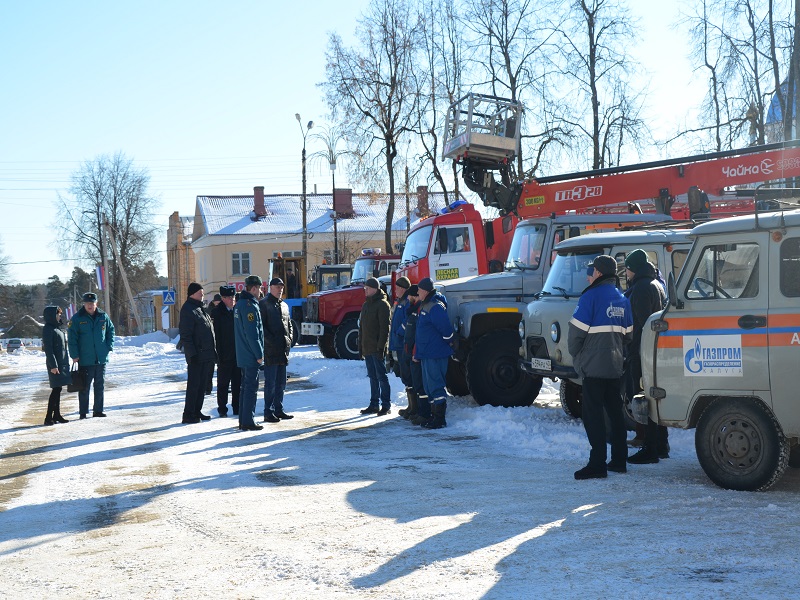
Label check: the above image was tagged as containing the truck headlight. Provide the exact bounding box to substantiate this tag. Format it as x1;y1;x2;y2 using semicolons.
518;321;525;339
550;322;560;343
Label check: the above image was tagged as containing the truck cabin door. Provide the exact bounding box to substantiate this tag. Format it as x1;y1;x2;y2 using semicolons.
767;234;800;435
430;225;478;282
655;232;770;423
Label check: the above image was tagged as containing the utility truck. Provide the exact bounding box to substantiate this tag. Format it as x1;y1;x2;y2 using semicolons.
411;94;800;408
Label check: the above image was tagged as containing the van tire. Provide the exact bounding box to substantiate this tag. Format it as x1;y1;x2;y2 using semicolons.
446;358;470;396
318;331;338;359
334;319;360;361
695;398;789;491
466;330;542;407
560;380;582;418
290;319;301;347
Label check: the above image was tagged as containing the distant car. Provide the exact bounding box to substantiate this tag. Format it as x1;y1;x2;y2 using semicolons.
6;339;23;353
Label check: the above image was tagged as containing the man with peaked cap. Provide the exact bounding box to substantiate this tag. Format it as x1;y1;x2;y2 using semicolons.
259;277;294;422
234;275;265;431
568;255;632;480
212;285;241;417
68;291;115;419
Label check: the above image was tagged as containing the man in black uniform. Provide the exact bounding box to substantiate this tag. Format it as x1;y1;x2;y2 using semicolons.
259;277;294;422
179;282;217;424
212;285;241;417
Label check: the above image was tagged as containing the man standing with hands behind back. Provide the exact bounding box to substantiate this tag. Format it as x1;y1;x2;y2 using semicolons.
212;285;240;417
68;291;115;419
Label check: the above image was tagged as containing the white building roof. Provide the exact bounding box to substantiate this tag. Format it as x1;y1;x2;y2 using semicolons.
192;191;497;240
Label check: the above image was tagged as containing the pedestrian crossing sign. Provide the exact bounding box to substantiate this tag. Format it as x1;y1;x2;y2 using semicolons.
162;291;176;305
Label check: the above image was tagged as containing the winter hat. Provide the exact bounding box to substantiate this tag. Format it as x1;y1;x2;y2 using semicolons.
212;294;222;302
187;282;203;297
418;277;435;293
269;277;284;286
219;285;236;297
407;284;419;296
395;276;411;289
625;249;649;274
588;255;617;277
82;292;98;302
244;275;263;288
364;277;380;290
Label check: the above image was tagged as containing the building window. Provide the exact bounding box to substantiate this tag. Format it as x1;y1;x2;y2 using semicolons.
232;252;250;275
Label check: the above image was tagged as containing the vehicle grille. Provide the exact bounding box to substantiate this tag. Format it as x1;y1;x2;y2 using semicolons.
305;296;319;322
527;336;550;359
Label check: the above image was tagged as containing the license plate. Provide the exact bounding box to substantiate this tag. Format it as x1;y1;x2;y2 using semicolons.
301;323;324;337
530;358;551;371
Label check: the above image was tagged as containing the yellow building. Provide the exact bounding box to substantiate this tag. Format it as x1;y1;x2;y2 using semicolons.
172;186;452;300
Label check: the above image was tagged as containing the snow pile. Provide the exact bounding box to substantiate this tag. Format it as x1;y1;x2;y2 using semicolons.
115;330;172;347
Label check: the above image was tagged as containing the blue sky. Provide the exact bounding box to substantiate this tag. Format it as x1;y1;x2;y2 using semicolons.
0;0;698;285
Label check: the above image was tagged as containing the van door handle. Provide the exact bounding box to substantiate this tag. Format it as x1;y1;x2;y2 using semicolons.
738;315;766;329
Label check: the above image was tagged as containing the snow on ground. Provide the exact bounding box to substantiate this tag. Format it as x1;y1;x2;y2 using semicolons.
1;339;799;599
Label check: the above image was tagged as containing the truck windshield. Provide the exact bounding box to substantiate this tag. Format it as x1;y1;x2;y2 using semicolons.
401;225;432;264
542;249;605;296
505;223;546;270
351;259;374;284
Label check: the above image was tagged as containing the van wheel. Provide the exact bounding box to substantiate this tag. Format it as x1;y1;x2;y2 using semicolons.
446;358;470;396
695;398;789;491
466;329;542;407
334;319;360;361
560;380;582;418
318;331;338;359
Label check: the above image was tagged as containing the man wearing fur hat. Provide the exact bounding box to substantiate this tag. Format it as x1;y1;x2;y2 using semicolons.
623;248;669;464
358;277;392;415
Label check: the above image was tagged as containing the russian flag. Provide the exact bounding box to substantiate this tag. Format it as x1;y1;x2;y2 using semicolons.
96;265;105;290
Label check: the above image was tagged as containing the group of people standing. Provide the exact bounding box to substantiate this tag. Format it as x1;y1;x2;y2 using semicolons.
567;248;668;480
178;275;293;432
41;292;115;425
358;275;456;430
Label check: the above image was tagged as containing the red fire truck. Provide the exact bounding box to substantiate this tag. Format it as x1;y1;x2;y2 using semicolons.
301;249;400;360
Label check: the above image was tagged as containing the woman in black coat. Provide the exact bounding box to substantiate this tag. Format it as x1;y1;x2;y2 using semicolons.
42;305;72;424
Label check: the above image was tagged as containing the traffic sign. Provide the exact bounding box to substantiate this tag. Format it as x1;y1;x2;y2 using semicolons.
162;291;176;305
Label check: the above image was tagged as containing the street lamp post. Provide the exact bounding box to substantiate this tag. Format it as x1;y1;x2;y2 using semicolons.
330;158;339;264
295;114;314;274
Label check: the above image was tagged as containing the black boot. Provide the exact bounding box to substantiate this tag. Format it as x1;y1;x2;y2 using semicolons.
411;394;430;425
44;389;58;425
628;419;660;464
422;401;447;429
399;388;417;419
657;425;670;459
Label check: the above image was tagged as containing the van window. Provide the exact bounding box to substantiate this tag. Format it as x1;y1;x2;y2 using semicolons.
780;238;800;297
685;243;759;300
615;250;658;291
435;227;471;254
671;249;689;281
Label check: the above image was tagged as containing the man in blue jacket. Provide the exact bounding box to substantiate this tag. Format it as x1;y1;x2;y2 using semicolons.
234;275;265;431
413;278;455;429
68;292;115;419
568;255;633;480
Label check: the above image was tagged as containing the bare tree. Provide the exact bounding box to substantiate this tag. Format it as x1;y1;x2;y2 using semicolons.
680;0;794;149
462;0;566;177
553;0;647;169
321;0;421;252
0;235;10;285
55;152;160;334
